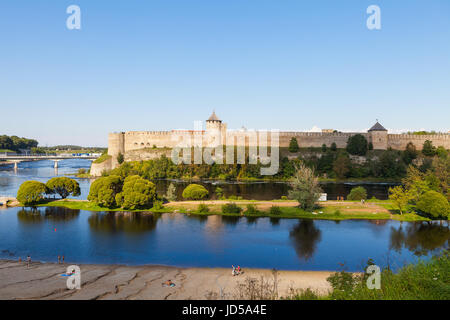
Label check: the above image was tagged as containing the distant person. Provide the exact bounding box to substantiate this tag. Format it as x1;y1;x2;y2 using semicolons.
58;255;61;264
27;255;31;268
232;265;236;276
62;256;65;264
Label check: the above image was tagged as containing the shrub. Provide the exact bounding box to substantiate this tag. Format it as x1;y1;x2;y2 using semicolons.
334;209;342;216
46;177;81;199
197;203;210;213
88;175;123;208
245;204;258;215
152;200;164;210
417;191;449;219
281;196;288;200
347;187;367;201
422;140;436;157
117;153;124;164
228;195;238;200
182;184;209;200
221;203;242;214
16;181;48;205
115;175;156;210
269;206;282;215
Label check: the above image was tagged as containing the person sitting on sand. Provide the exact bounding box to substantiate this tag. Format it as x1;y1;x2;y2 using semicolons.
162;280;175;287
237;265;241;274
232;265;236;276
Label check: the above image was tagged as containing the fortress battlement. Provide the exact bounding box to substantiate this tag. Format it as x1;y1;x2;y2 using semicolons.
107;113;450;159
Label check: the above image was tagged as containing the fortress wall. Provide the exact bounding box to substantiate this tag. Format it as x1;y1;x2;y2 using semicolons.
387;134;450;150
123;131;177;152
279;132;364;148
107;130;450;161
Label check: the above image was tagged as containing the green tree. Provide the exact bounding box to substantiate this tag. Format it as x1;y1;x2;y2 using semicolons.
115;175;156;210
402;142;418;165
215;186;224;199
165;182;177;201
368;142;373;151
182;184;209;200
321;144;327;152
288;162;323;210
117;153;124;164
388;186;411;215
417;191;449;219
46;177;81;199
330;142;337;152
88;175;123;207
16;181;48;205
288;137;300;153
422;140;436;157
346;134;368;156
333;153;351;179
347;187;367;201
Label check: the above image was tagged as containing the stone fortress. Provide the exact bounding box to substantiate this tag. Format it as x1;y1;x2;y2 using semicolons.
108;111;449;154
90;112;449;176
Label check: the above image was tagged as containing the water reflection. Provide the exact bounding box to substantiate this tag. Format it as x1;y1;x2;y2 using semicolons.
289;220;322;261
17;207;80;223
389;222;450;256
88;212;160;234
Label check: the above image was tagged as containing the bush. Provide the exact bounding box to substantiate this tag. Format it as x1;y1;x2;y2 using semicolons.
182;184;209;200
16;181;48;205
152;200;164;210
117;153;124;164
417;191;449;219
330;142;337;151
88;175;123;208
347;187;368;201
46;177;81;199
221;203;242;214
115;175;156;210
333;209;341;216
281;196;288;200
197;203;210;213
269;206;282;215
245;204;258;215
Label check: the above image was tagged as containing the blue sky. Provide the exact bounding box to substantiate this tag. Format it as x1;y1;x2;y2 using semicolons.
0;0;449;147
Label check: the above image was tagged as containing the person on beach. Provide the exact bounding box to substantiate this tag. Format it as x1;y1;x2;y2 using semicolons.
58;255;60;264
62;256;65;264
26;255;31;268
232;265;236;276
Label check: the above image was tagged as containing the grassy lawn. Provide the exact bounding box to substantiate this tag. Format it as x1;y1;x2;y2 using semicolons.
92;154;111;164
32;199;432;222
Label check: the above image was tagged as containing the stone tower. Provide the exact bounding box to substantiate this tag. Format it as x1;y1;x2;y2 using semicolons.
368;121;388;150
206;111;227;145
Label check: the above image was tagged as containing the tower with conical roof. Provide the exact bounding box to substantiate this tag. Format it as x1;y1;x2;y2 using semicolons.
368;120;388;150
206;111;227;145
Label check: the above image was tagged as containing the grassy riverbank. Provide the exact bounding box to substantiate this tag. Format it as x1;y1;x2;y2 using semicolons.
288;250;450;300
32;199;431;222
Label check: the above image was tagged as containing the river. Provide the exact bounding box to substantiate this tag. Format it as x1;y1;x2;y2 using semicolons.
0;160;448;271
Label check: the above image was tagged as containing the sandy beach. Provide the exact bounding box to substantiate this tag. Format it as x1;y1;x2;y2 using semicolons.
0;260;332;300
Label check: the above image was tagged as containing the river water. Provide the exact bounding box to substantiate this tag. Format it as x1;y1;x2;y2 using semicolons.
0;160;448;271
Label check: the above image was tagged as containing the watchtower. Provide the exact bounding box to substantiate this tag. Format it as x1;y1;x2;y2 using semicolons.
368;121;388;150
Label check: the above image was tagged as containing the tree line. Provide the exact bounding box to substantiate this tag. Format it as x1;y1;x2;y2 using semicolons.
0;135;38;152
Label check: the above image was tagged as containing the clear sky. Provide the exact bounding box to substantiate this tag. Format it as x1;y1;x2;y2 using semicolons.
1;0;449;147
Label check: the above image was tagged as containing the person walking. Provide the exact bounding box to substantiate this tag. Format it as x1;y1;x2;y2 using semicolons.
26;255;31;269
58;255;61;264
